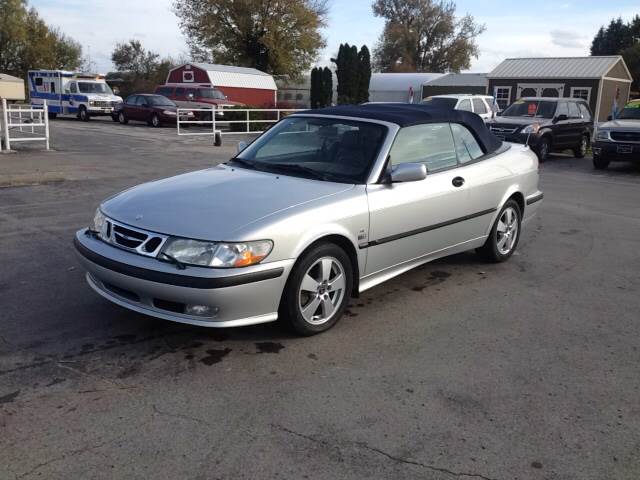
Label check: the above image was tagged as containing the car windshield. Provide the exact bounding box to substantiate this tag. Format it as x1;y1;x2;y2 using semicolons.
502;100;556;118
421;97;459;109
78;82;112;94
147;96;176;107
198;88;226;100
232;117;387;184
617;104;640;120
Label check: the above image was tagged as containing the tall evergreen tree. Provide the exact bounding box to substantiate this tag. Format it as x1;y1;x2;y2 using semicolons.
357;45;372;103
321;66;333;106
310;67;321;108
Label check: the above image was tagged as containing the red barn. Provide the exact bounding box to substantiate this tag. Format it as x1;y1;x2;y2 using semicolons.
165;63;278;107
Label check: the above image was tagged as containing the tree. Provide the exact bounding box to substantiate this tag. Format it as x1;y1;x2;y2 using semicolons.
0;0;82;79
591;15;640;91
173;0;328;79
310;67;322;108
321;66;333;106
357;45;371;103
371;0;485;73
111;40;176;97
332;43;371;104
621;44;640;92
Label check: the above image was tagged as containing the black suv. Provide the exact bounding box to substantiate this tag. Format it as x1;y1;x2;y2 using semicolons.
487;97;594;161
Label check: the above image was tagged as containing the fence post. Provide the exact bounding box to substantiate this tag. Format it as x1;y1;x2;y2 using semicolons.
43;100;50;150
2;98;10;151
246;110;250;133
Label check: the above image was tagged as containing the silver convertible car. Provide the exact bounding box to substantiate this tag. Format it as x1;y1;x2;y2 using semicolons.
74;104;543;335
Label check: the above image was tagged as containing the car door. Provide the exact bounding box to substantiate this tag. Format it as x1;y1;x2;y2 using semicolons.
365;123;475;276
552;101;572;148
134;95;150;121
449;123;511;238
566;101;584;146
123;95;138;119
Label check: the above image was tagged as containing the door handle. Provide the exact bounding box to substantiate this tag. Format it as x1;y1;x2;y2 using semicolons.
452;176;465;188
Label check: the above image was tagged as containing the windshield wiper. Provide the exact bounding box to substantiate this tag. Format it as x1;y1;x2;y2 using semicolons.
159;252;187;270
263;163;328;181
227;158;257;170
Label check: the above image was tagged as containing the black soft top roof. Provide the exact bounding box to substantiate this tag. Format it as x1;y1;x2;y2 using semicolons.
300;103;503;155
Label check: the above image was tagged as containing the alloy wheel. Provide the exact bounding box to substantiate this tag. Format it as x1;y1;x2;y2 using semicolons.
298;257;346;325
580;136;588;156
496;207;519;255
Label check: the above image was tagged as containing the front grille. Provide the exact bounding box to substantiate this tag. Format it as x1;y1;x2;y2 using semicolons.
610;131;640;143
91;100;115;108
103;219;167;257
103;282;140;302
490;126;519;135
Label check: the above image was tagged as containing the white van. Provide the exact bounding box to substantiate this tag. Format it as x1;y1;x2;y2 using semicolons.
28;70;122;121
422;94;497;121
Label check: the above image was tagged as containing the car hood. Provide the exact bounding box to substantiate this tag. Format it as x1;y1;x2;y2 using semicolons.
101;165;353;240
599;119;640;130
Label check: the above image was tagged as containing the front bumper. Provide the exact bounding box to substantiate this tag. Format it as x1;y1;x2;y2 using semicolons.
87;107;116;116
593;141;640;162
74;229;294;328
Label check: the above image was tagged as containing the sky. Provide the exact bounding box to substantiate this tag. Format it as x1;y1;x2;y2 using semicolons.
30;0;640;74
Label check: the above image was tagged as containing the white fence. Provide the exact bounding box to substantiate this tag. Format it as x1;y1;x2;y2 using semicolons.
1;99;50;152
176;106;302;145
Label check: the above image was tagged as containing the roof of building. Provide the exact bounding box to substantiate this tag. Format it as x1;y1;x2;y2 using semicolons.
303;104;502;154
0;73;25;83
184;63;277;90
424;73;487;87
369;73;445;91
487;56;627;79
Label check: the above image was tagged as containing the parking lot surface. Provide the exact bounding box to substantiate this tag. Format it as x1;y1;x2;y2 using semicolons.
1;119;639;480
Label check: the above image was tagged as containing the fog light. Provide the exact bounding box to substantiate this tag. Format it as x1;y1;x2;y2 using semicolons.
185;304;218;317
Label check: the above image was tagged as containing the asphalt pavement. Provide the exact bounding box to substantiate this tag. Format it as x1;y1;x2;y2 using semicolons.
1;118;639;480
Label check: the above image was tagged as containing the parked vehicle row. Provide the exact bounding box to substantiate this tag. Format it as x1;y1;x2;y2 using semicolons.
112;94;194;128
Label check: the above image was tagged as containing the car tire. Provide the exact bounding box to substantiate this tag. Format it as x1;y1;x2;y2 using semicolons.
150;114;161;128
78;106;89;122
593;156;610;170
111;114;119;123
48;112;57;120
280;243;353;336
573;135;589;158
118;112;128;125
537;137;550;162
476;199;522;263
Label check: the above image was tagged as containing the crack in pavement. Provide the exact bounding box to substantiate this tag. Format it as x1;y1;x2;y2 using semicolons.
152;404;216;428
273;425;498;480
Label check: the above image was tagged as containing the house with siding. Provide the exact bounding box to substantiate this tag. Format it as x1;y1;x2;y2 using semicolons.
487;56;632;121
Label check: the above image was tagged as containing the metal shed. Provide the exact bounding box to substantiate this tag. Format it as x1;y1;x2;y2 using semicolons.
0;73;26;101
165;63;278;107
487;56;633;121
421;73;488;98
369;73;444;103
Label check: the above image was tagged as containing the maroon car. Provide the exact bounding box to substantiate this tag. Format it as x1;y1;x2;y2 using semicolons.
112;94;194;127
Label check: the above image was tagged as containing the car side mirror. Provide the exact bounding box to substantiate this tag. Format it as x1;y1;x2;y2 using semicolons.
607;115;612;121
555;114;568;122
496;110;502;116
237;141;248;153
390;163;427;183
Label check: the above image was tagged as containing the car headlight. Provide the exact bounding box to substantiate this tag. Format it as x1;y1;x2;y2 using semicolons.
596;130;610;141
160;239;273;268
92;208;106;233
89;100;96;107
163;110;177;116
521;123;540;134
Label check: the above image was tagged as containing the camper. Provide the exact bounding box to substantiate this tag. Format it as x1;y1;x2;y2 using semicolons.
28;70;123;121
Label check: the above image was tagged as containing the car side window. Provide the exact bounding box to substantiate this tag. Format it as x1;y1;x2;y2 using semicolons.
458;99;473;112
389;123;458;172
69;82;77;94
472;99;488;114
568;102;581;119
125;95;137;105
136;96;147;106
175;88;185;96
578;103;592;121
450;124;485;164
555;102;568;119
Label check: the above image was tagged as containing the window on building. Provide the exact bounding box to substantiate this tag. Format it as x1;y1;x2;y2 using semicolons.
389;123;458;172
450;124;484;164
472;98;488;114
571;87;591;102
284;93;293;100
494;87;511;110
295;93;304;101
183;71;194;83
